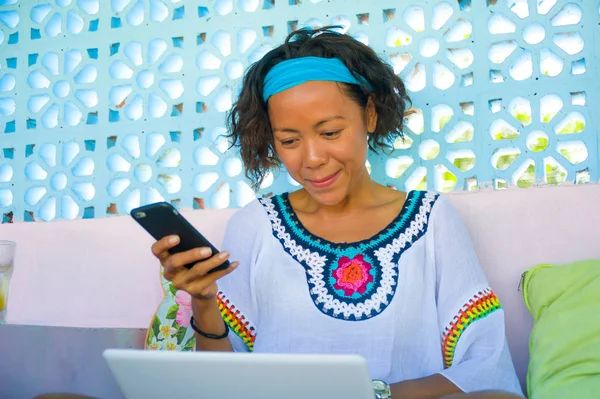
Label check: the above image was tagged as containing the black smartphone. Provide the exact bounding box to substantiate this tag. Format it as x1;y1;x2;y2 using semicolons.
131;202;230;272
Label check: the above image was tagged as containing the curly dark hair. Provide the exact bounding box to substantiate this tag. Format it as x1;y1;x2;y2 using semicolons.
227;27;411;189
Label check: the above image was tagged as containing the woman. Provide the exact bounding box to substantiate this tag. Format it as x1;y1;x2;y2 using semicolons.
152;28;523;398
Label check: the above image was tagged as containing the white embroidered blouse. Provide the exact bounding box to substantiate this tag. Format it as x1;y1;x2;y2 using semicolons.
216;190;523;394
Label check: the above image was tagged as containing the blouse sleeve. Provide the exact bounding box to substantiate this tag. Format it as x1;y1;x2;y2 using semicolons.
216;202;264;353
430;195;522;395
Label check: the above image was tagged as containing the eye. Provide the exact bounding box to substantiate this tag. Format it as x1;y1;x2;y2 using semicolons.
280;139;297;146
322;130;342;138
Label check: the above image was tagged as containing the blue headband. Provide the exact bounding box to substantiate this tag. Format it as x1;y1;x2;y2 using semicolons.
262;57;371;102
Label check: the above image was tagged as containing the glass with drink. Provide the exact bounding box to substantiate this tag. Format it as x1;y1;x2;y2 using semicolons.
0;240;16;324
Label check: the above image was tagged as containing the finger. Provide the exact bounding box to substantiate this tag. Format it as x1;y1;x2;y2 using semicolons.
168;247;214;271
187;262;239;294
196;264;239;298
185;251;231;279
168;250;230;289
151;235;180;262
164;246;213;284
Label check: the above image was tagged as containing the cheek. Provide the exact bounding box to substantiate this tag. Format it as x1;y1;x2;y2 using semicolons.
343;135;368;164
275;147;302;172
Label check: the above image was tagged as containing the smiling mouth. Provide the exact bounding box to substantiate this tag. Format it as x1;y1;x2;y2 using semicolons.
306;171;341;188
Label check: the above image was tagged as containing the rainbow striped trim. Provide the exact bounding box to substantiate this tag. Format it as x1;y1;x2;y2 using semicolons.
441;288;501;368
216;291;256;352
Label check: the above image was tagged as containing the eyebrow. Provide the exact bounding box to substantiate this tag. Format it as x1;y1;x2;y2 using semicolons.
272;116;346;134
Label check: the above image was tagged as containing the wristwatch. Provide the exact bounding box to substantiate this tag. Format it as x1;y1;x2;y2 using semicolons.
372;379;391;399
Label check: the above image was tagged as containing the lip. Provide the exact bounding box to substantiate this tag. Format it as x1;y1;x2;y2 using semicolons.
306;171;341;189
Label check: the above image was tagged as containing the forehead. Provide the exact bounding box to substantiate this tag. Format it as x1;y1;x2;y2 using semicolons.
267;81;357;124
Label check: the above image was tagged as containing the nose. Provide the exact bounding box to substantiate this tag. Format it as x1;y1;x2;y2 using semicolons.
302;137;327;169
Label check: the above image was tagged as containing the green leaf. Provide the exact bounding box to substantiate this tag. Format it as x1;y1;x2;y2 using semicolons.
495;154;519;170
416;175;427;191
438;115;452;131
151;315;161;339
493;128;519;141
530;137;548;152
176;326;187;345
166;304;179;319
517;164;536;188
423;146;440;161
453;157;476;172
182;336;196;351
391;163;411;179
542;112;557;124
557;121;585;135
545;164;566;185
440;171;457;192
169;284;178;297
453;129;473;143
514;112;531;125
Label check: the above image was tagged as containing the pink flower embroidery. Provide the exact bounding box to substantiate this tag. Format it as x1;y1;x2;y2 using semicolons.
333;254;374;296
175;290;192;327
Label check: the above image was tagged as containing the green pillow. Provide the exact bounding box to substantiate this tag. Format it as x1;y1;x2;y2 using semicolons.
522;259;600;399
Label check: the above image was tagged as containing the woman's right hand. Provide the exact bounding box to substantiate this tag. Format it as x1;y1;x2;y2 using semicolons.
151;235;239;301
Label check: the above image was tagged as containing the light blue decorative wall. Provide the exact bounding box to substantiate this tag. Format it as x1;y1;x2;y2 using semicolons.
0;0;598;222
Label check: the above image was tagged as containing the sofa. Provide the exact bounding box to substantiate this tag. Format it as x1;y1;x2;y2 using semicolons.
1;184;599;398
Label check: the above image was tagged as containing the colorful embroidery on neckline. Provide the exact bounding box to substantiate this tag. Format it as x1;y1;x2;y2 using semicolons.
441;288;502;368
217;291;256;351
260;190;439;321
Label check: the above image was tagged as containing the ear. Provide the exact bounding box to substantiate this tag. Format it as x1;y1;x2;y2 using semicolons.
365;97;378;134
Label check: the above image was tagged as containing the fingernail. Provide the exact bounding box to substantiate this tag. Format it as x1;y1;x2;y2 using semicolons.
218;251;230;260
199;248;212;257
169;236;179;244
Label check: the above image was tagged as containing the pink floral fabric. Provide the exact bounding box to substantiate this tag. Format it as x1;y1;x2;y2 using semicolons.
175;290;192;327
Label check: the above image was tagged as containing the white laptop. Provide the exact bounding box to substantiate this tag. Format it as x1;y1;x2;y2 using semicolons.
103;349;375;399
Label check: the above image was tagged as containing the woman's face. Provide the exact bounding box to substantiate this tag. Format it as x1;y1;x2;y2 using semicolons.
268;81;377;206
